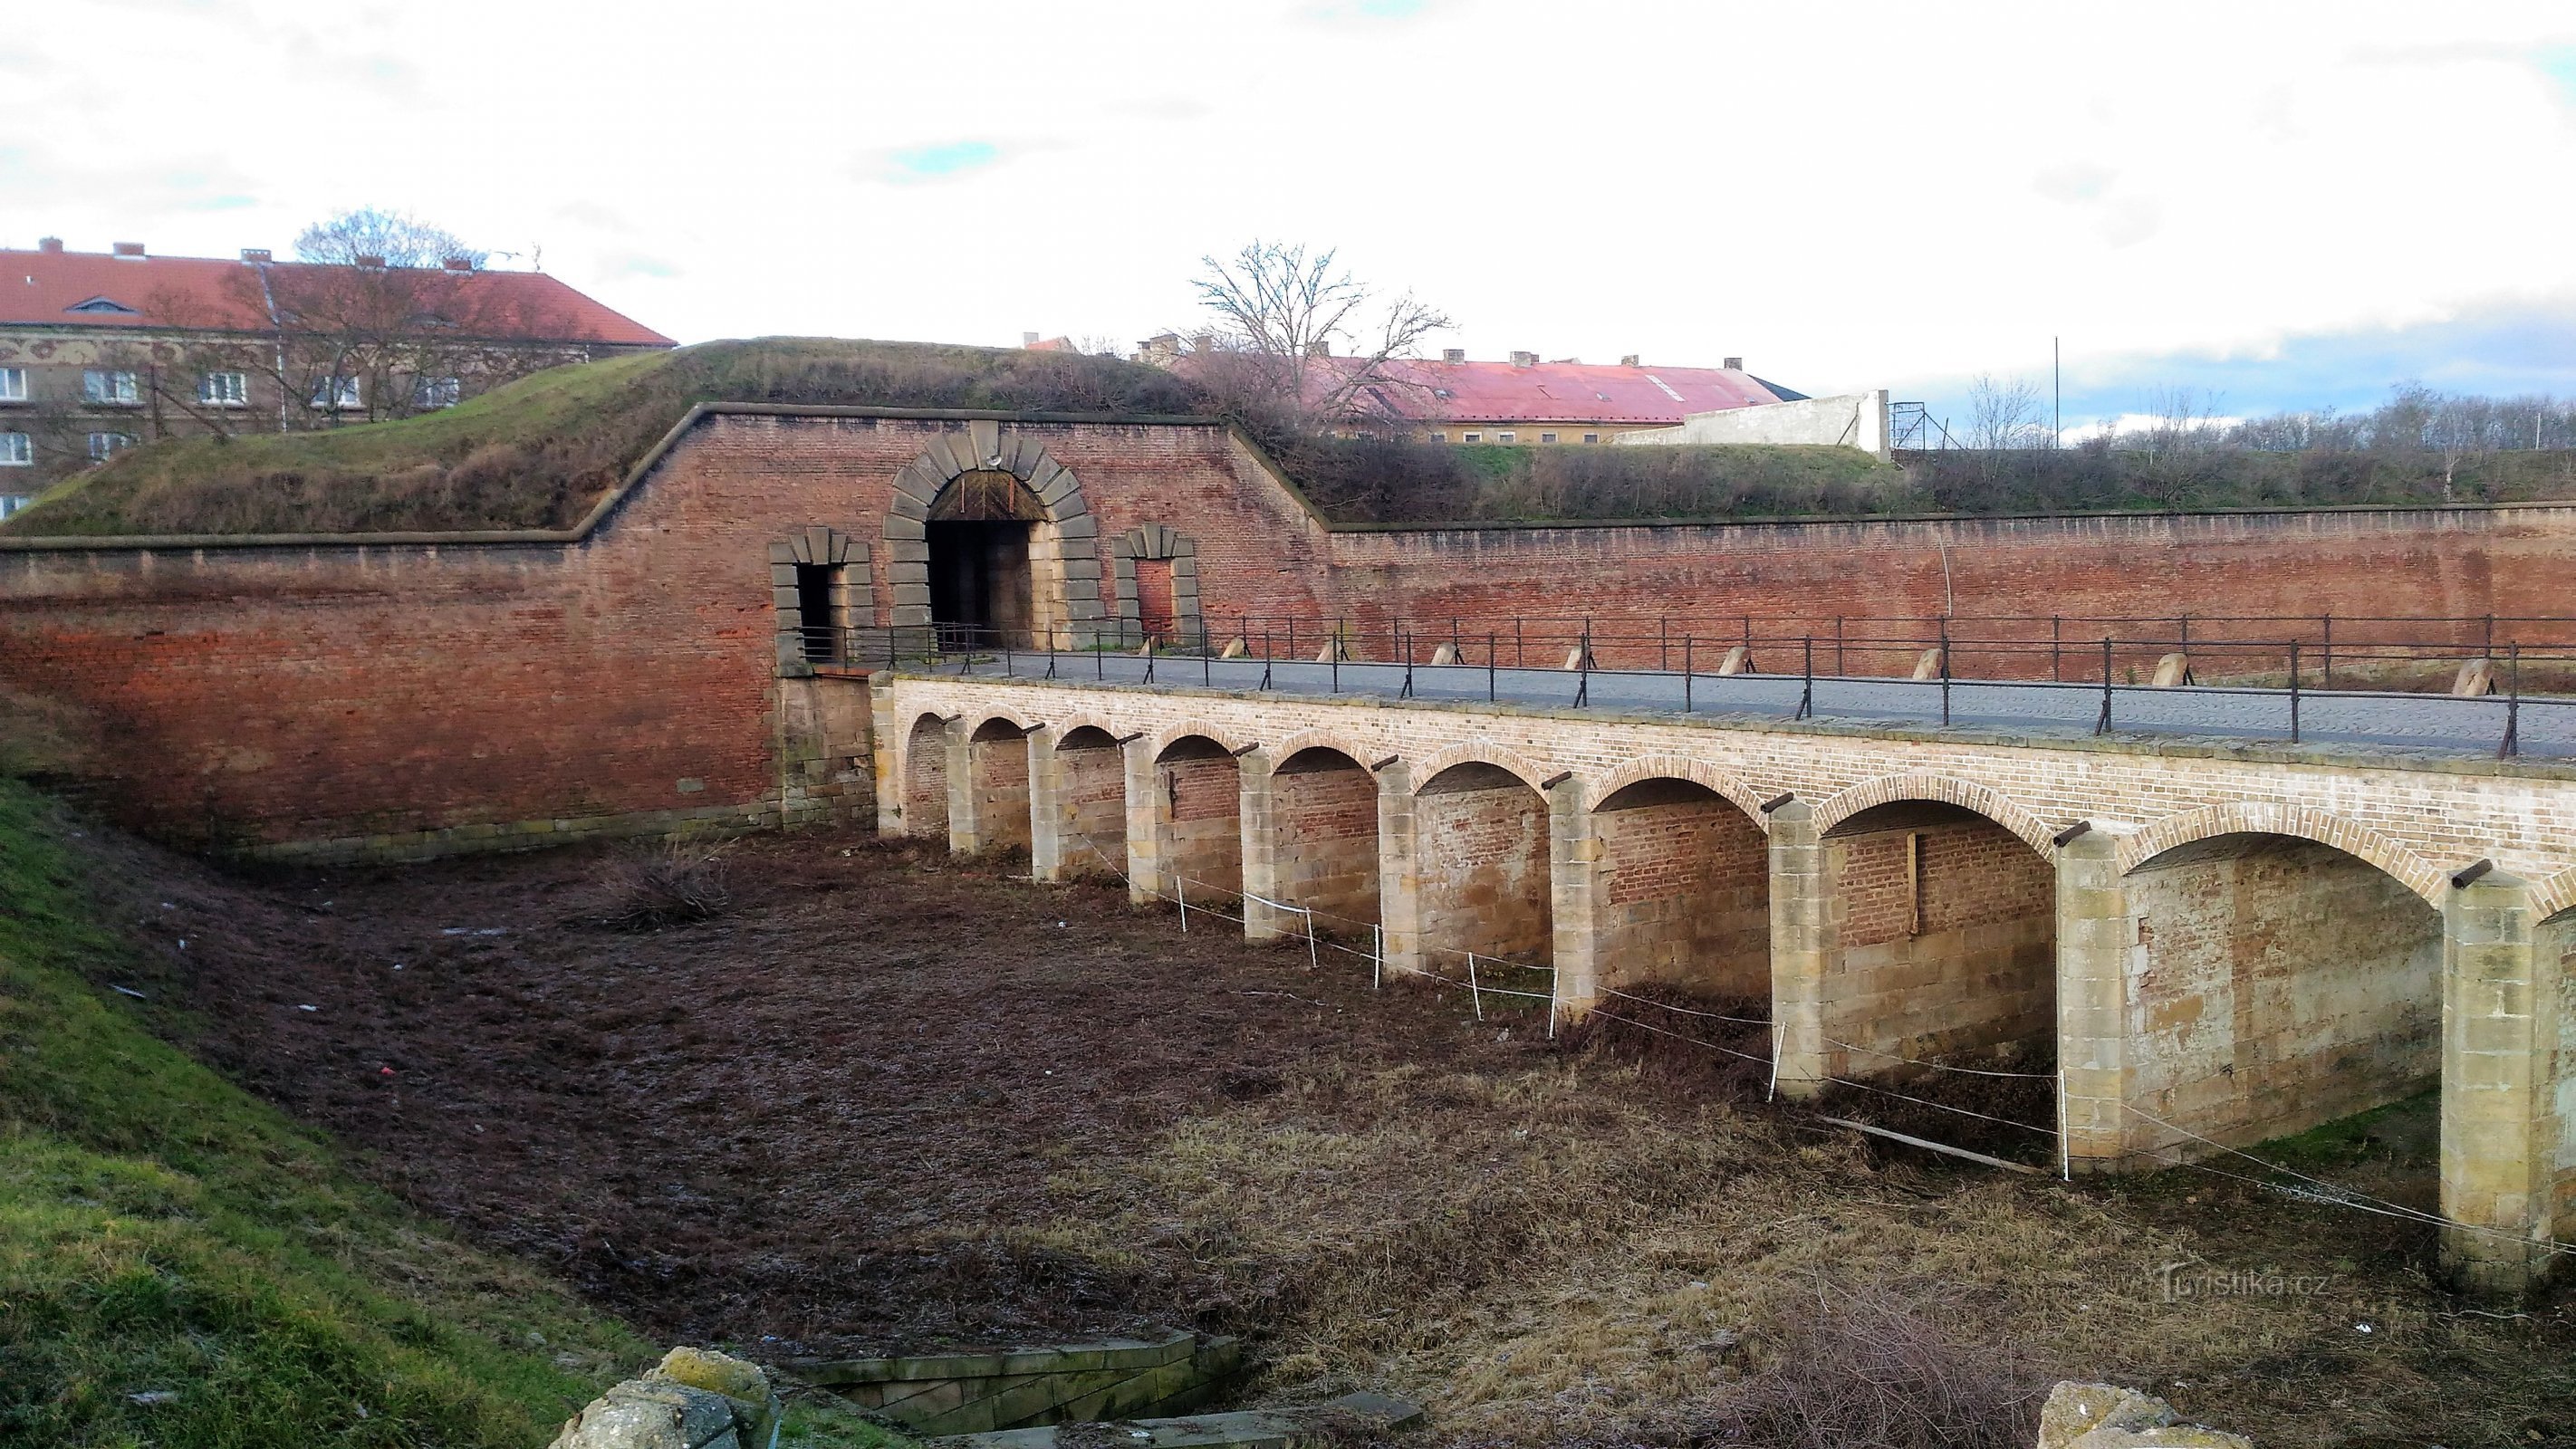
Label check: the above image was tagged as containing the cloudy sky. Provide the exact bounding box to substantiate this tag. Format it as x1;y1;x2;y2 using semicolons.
14;1;2576;429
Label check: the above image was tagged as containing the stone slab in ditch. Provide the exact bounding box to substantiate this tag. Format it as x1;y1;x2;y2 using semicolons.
782;1332;1246;1436
929;1392;1426;1449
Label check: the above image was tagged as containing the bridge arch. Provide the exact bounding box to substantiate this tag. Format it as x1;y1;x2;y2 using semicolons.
1810;772;2060;1078
1047;715;1128;880
2116;801;2444;907
1814;772;2058;859
2118;809;2446;1165
900;711;952;840
1408;744;1556;797
960;714;1034;854
1149;725;1243;903
1257;730;1387;938
1588;756;1773;1003
2533;867;2576;923
1149;718;1248;762
1590;754;1770;829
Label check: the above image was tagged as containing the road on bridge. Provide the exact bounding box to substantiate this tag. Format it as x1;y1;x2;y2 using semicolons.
960;649;2572;760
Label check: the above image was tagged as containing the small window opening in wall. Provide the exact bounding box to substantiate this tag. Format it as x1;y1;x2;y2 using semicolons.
1540;432;1558;444
794;563;838;662
1462;431;1483;443
1583;433;1600;444
1497;430;1516;443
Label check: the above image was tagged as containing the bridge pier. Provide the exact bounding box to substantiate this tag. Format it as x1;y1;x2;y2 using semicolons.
1237;748;1292;940
2441;869;2561;1294
1768;801;1831;1097
1377;760;1423;979
1025;724;1067;881
2055;828;2131;1174
1548;775;1603;1019
1121;735;1160;905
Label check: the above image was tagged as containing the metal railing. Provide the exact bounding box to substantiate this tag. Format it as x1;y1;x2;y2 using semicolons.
812;611;2576;758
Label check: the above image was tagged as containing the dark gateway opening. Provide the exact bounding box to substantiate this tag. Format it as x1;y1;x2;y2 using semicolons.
928;470;1041;647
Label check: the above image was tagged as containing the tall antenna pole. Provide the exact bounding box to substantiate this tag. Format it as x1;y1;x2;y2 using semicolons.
2053;335;2062;447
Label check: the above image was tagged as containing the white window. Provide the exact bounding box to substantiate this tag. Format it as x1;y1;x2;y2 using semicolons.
1462;431;1483;443
82;369;140;405
1497;431;1516;444
413;375;462;409
197;370;248;407
0;368;25;403
312;376;362;410
0;494;30;520
1582;433;1600;444
87;431;135;461
0;431;29;465
1426;431;1446;443
1540;432;1558;444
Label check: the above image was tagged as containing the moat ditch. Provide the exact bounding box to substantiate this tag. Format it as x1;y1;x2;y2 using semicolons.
62;820;2576;1449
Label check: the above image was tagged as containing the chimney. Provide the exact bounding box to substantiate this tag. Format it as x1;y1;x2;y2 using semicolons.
1442;348;1465;363
1304;339;1331;360
38;236;64;254
111;241;145;258
1619;353;1639;368
442;256;474;272
354;254;387;269
1724;356;1744;370
1023;331;1041;347
1190;332;1213;354
240;247;273;264
1508;350;1537;368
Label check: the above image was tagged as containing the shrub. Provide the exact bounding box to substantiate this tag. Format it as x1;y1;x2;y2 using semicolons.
591;836;735;929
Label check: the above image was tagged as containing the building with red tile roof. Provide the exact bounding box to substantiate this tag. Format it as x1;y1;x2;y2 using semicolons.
0;236;672;504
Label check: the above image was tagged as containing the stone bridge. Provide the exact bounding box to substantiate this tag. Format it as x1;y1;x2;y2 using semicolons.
870;670;2574;1293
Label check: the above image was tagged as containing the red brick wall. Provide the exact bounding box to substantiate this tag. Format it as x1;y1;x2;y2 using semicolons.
968;725;1031;854
1271;752;1380;935
903;715;950;840
1596;785;1769;999
1828;812;2055;1068
1416;772;1551;969
1057;740;1126;878
9;407;2576;858
2127;837;2441;1149
1158;751;1242;900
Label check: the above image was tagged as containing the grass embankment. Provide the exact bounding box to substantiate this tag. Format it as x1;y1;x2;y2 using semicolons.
4;339;1199;537
0;777;647;1444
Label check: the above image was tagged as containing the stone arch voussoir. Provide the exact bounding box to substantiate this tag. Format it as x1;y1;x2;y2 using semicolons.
2531;866;2576;923
1408;743;1557;796
1047;711;1127;749
1267;728;1388;775
1813;772;2060;859
2115;801;2447;907
1149;717;1247;761
884;423;1101;633
1589;753;1773;830
965;709;1033;742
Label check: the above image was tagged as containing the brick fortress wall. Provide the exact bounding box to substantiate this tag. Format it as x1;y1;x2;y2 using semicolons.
7;405;2576;859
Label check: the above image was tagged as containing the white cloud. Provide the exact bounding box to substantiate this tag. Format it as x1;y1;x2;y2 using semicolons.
9;0;2576;404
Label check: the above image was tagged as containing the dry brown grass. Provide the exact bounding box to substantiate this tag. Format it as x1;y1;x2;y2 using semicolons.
587;835;736;929
1026;1037;2571;1448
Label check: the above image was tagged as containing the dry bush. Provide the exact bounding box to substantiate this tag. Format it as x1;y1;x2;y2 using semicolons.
1694;1284;2049;1449
591;835;735;929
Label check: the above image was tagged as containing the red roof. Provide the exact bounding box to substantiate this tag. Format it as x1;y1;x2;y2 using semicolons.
1;245;674;348
1352;358;1785;425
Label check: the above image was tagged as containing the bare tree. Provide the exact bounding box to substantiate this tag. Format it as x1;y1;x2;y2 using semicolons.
1186;240;1451;431
1966;375;2049;452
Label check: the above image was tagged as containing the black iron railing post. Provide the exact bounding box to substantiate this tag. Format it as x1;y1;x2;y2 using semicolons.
1515;617;1524;667
1659;616;1669;672
1286;619;1296;661
1575;620;1591;707
2052;615;2062;682
2288;639;2301;744
1684;636;1693;712
2095;638;2114;734
1939;616;1952;726
1400;632;1415;699
1261;630;1273;691
1834;616;1845;675
2503;642;2522;759
1487;632;1497;702
2321;613;2333;691
1799;636;1814;720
